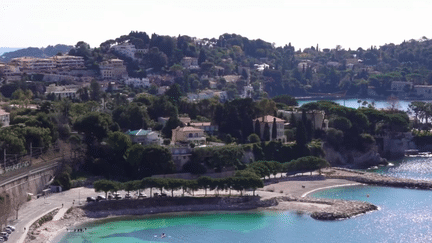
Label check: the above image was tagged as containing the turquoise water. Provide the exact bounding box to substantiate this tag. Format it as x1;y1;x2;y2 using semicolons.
59;157;432;243
297;98;431;112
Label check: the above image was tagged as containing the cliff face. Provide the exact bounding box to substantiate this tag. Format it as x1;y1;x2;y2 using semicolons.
377;132;416;159
322;142;387;169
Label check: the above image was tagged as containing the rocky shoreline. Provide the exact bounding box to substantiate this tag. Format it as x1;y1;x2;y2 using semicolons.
325;167;432;190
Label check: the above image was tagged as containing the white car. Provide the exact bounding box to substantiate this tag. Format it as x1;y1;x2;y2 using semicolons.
6;225;15;231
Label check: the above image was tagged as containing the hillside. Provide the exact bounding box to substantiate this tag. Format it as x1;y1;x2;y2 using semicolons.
0;44;73;62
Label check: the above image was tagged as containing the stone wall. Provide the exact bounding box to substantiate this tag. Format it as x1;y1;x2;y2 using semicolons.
0;167;55;203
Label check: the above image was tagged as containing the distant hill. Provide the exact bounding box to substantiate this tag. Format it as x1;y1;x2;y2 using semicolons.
0;48;22;56
0;44;73;62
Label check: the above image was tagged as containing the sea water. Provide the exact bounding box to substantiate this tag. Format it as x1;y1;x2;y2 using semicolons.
59;156;432;243
297;98;430;112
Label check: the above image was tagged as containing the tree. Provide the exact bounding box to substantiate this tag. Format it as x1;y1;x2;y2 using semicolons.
198;49;206;66
107;131;132;158
285;156;330;175
247;133;260;143
94;180;118;198
254;119;261;138
272;95;298;106
90;80;102;102
161;116;183;138
73;112;113;143
263;123;270;141
165;84;182;106
140;145;176;177
197;176;213;197
272;118;277;140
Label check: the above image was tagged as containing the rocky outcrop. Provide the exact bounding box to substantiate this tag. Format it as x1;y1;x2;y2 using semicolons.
323;142;387;169
272;196;378;220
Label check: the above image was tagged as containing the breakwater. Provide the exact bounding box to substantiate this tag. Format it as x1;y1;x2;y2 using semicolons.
326;167;432;190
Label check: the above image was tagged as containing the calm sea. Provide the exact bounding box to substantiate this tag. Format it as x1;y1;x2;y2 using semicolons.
59;156;432;243
297;98;432;112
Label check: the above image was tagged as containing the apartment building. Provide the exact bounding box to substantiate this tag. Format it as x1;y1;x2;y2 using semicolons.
52;55;85;69
99;59;127;79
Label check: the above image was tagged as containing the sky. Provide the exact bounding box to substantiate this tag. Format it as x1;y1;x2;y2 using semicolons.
1;0;431;51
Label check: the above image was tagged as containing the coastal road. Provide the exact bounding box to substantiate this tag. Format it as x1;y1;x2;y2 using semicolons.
8;187;96;243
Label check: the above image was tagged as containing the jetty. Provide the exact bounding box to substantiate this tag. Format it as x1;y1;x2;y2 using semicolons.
324;167;432;190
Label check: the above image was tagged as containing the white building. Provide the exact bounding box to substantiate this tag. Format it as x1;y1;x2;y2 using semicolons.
125;129;162;145
0;109;10;127
254;63;269;72
125;77;150;88
112;43;137;59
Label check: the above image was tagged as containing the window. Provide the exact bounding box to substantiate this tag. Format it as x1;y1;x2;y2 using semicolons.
189;133;193;138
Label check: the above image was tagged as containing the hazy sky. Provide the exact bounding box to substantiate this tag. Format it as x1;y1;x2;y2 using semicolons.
1;0;431;50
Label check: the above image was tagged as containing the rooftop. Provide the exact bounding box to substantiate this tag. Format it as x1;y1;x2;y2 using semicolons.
173;126;203;132
253;115;285;123
125;129;153;136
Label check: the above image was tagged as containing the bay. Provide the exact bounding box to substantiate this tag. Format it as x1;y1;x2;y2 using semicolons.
59;156;432;243
297;98;432;112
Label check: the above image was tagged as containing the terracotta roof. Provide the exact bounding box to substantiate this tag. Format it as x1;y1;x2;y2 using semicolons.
253;115;284;123
173;126;203;132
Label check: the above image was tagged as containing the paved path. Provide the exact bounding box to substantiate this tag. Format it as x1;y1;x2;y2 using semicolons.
52;208;68;221
7;187;96;243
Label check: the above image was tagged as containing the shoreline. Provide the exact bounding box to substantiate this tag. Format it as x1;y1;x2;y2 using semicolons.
31;168;418;242
43;180;373;242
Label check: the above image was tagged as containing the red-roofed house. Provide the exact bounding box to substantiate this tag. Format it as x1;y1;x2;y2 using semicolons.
171;126;206;145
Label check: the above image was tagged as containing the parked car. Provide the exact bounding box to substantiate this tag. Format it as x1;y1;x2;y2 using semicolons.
114;195;122;200
2;228;10;234
86;197;96;202
5;226;14;231
137;192;147;198
0;232;8;240
0;236;4;242
96;195;106;201
125;193;131;199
